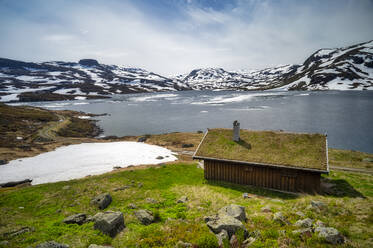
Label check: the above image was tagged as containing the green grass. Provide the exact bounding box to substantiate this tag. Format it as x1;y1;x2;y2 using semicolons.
329;148;373;169
195;129;327;171
0;163;372;247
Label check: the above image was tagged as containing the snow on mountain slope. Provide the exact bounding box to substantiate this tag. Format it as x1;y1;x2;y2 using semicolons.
283;40;373;90
0;58;187;102
0;40;372;102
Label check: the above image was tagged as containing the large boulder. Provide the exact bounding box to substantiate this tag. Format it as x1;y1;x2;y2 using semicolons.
93;211;125;237
218;204;246;222
91;193;112;210
315;227;344;244
294;218;313;228
134;209;154;225
63;213;87;225
35;241;69;248
206;214;246;238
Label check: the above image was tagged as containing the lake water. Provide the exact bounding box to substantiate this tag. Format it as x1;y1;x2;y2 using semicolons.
17;90;373;153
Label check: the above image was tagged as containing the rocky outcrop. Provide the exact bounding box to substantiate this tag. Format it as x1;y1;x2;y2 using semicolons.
218;204;246;222
294;218;313;228
35;241;69;248
134;210;154;225
205;204;248;240
315;227;344;244
63;213;87;225
91;193;112;210
93;211;125;237
78;59;100;67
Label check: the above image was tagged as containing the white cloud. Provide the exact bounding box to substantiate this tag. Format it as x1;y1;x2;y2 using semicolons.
0;0;372;75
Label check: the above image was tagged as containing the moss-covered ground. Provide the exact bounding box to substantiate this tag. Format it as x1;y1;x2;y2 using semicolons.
0;163;372;248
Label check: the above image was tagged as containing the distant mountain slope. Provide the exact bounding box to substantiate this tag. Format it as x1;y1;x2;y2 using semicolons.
175;40;373;91
0;58;187;102
0;40;372;102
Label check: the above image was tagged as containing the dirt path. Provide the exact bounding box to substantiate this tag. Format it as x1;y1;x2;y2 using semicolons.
37;115;70;141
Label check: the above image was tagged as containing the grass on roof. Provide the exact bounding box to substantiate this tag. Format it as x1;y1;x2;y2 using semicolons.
195;129;327;171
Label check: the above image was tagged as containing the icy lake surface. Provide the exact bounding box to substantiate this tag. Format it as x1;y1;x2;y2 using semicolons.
0;142;177;185
13;90;373;153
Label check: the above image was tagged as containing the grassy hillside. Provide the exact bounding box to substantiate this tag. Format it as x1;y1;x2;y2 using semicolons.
0;162;372;247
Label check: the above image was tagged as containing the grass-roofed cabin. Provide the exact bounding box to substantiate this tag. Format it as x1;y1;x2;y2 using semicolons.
193;123;329;193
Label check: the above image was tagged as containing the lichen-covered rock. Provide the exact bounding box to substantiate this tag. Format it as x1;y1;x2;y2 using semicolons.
134;209;154;225
294;218;313;228
315;227;344;244
206;214;246;237
273;212;288;225
314;220;326;228
63;213;87;225
218;204;246;222
145;198;158;204
128;203;137;209
310;200;326;210
35;241;69;248
91;193;112;210
295;211;305;218
93;211;125;237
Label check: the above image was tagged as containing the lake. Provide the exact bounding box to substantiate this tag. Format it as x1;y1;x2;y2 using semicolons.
15;90;373;153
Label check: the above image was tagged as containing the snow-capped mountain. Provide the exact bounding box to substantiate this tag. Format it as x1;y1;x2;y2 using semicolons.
0;58;187;102
176;40;373;91
0;40;372;102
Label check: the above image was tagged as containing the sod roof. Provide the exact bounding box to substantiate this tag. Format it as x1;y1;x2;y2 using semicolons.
194;128;328;172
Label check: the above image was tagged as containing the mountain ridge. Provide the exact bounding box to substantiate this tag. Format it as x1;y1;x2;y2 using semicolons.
0;40;372;102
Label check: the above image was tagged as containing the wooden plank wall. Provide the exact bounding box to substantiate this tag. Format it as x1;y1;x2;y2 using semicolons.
204;159;320;193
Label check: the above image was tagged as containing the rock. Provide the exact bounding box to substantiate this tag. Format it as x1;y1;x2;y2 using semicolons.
197;130;203;134
4;227;32;237
93;211;125;237
242;237;256;247
206;214;246;238
216;230;229;246
128;203;137;209
0;179;32;188
63;213;87;225
295;211;305;218
315;227;344;244
35;241;69;248
62;185;71;190
362;158;373;163
175;241;192;248
79;59;99;67
156;156;164;160
315;220;326;228
88;245;113;248
273;212;288;225
271;199;284;204
91;193;112;209
261;206;272;213
292;228;313;237
242;193;251;199
113;185;130;191
204;215;218;223
294;218;313;228
218;204;246;222
0;159;8;165
113;166;121;170
135;209;154;225
177;196;188;203
310;200;326;210
146;198;158;204
138;182;143;188
0;241;9;246
181;143;194;148
137;137;147;142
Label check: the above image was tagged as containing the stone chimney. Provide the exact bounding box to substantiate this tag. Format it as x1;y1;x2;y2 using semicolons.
233;120;240;141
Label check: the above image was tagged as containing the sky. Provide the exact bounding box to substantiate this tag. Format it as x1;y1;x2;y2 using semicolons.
0;0;372;75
